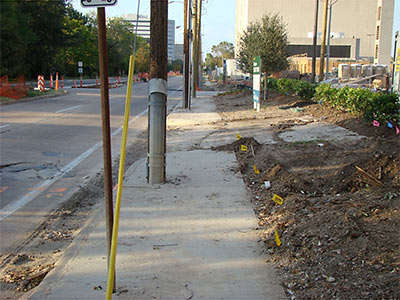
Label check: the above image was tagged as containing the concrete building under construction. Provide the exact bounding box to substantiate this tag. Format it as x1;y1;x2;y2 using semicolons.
235;0;395;67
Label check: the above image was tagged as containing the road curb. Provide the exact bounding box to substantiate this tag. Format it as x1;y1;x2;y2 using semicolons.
0;90;69;106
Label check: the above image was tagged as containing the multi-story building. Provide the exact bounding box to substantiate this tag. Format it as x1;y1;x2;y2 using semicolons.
235;0;394;66
168;20;176;60
121;14;176;60
174;44;184;61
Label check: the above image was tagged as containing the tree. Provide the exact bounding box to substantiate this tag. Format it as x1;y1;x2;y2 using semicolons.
18;0;68;78
204;53;220;71
211;41;234;60
54;6;99;77
135;42;150;73
0;2;33;77
237;13;289;75
168;59;183;73
107;17;136;76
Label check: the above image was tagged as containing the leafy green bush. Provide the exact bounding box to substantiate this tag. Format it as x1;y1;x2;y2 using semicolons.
293;80;316;100
277;78;296;95
268;78;316;100
364;93;400;124
267;78;278;91
314;84;399;124
267;78;399;126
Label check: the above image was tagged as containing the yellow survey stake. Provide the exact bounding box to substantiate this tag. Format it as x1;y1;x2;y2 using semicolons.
272;194;284;205
253;165;260;174
275;229;282;246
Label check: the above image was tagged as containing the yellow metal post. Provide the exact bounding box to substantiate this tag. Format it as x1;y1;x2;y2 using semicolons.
105;55;135;300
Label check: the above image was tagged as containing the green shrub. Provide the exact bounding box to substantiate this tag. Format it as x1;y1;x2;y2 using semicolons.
364;93;400;124
277;78;296;95
313;84;399;124
293;80;316;100
267;78;278;91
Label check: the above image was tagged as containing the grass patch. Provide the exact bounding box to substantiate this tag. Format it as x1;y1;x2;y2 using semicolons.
0;89;65;104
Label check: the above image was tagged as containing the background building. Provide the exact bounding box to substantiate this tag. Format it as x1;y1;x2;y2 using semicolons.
174;44;184;61
235;0;394;66
122;14;176;60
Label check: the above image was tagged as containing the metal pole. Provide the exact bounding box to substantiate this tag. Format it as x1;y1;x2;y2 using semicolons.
183;0;189;108
311;0;319;83
197;0;202;89
326;0;338;80
319;0;329;82
188;0;193;108
148;0;168;184
133;0;141;56
325;3;332;80
96;6;114;292
392;31;399;93
192;0;198;98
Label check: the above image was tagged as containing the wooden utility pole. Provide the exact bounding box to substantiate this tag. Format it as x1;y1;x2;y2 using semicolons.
311;0;319;83
183;0;189;108
96;6;115;291
196;0;202;89
319;0;329;82
192;0;198;98
148;0;168;184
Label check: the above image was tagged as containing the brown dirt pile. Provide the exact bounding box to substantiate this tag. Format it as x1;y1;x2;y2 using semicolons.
214;90;399;299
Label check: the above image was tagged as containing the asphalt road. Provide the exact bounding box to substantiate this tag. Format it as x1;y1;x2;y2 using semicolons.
0;76;183;253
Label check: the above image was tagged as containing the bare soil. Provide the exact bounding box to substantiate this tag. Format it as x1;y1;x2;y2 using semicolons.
0;132;149;299
214;90;400;299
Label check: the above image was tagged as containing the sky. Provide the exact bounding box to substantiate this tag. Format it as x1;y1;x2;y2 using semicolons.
72;0;399;55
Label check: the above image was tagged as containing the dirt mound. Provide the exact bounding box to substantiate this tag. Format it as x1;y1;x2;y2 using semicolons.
214;91;400;299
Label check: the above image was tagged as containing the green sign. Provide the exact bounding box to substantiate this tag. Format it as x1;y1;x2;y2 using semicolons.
253;56;261;75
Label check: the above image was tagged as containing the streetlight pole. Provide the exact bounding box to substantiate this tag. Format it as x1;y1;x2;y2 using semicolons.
325;0;338;80
319;0;329;82
311;0;319;83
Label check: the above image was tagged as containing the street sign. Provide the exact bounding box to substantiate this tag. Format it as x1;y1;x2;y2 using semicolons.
81;0;117;7
78;68;83;74
78;61;83;67
253;56;261;112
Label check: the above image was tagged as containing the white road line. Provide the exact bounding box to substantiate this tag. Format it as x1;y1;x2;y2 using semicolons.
56;105;83;114
0;124;10;129
0;109;148;222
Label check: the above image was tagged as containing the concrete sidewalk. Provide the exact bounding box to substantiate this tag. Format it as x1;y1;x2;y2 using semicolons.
28;92;286;299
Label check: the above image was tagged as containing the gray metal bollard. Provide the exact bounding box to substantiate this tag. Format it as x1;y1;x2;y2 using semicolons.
148;78;167;184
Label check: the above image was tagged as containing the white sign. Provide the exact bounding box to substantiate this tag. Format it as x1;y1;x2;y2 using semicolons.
78;61;83;67
81;0;117;7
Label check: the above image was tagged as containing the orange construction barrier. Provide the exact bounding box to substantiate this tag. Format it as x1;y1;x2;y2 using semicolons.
0;75;27;99
55;73;59;90
38;75;45;92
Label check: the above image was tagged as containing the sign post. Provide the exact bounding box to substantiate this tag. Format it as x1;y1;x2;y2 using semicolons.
392;32;399;97
81;0;117;293
253;56;261;112
78;61;83;87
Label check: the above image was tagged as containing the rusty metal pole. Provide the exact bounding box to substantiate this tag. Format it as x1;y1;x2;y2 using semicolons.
97;6;115;290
